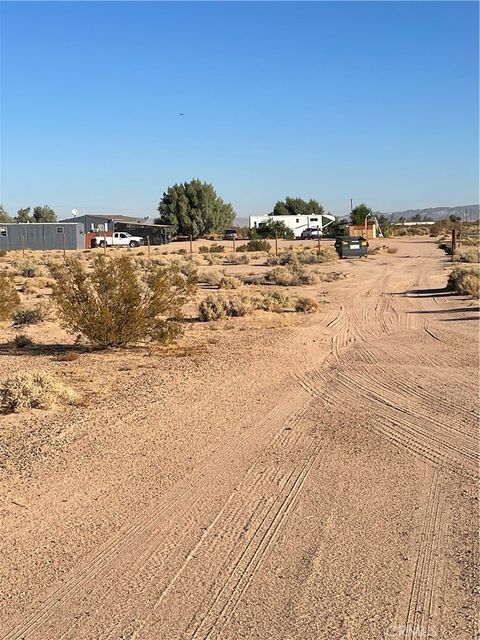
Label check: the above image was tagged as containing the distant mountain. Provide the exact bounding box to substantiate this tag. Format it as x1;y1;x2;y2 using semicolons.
376;204;479;222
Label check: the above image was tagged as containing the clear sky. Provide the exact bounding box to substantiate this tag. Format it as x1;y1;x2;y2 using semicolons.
1;1;478;220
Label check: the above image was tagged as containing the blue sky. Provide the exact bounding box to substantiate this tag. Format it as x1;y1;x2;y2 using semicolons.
1;1;478;220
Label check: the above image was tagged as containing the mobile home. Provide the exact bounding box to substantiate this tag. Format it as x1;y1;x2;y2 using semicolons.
249;214;335;239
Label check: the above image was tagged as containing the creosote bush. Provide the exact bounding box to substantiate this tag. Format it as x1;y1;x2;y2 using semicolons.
52;254;196;347
447;266;480;297
0;371;79;414
0;272;20;322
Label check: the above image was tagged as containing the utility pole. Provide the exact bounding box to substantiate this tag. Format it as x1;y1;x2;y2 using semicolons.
350;198;353;213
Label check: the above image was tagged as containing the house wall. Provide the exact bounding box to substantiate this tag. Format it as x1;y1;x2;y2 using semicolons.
348;224;377;239
0;223;84;251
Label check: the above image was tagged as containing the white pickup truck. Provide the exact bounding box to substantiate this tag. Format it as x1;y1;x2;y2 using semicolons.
95;232;144;248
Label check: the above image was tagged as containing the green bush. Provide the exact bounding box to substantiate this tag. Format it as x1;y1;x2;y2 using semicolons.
52;254;196;347
238;239;271;252
0;272;20;322
209;244;225;253
199;245;210;254
0;371;79;414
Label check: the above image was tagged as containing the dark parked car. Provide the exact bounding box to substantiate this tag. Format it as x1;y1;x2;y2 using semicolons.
223;229;239;240
335;235;368;258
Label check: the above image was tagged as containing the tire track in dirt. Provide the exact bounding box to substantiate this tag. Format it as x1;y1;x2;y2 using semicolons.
395;468;446;640
3;392;318;640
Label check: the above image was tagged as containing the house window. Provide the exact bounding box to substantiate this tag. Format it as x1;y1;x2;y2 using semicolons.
310;218;318;222
0;228;6;237
296;218;299;223
56;227;64;233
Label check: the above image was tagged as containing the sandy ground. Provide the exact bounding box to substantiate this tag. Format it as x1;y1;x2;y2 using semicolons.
0;237;478;640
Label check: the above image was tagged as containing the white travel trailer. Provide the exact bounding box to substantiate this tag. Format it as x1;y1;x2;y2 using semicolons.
249;214;336;239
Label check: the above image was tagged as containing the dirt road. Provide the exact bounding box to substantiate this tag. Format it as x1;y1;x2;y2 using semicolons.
1;238;478;639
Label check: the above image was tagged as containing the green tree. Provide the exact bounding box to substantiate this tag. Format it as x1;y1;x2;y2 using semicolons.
15;207;33;223
0;205;12;223
255;219;294;239
350;203;372;226
272;197;324;218
33;205;57;223
156;179;235;238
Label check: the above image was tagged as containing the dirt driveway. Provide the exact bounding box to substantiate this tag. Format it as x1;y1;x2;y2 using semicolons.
1;237;478;640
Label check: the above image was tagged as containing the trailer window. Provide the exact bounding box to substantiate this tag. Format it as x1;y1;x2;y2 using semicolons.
310;218;318;222
56;227;64;233
0;228;6;237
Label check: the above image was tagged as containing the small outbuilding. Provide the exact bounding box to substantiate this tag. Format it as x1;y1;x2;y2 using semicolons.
59;214;172;247
0;223;84;251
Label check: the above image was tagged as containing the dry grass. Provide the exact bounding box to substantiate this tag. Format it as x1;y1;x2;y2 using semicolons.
294;296;319;313
447;266;480;297
0;371;79;414
453;248;480;264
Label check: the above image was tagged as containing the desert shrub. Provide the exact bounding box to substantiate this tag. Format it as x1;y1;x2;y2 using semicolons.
218;275;242;289
198;270;222;287
238;239;271;252
295;296;319;313
224;253;250;265
198;294;253;321
0;250;7;257
266;248;337;267
12;333;34;348
199;246;210;254
14;260;45;278
239;273;267;285
447;266;480;297
0;371;78;414
177;248;188;255
453;248;480;263
253;289;291;312
0;272;20;322
429;221;448;237
204;253;223;265
266;265;317;286
12;303;49;326
311;270;345;282
52;254;196;347
209;244;225;253
387;247;398;254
